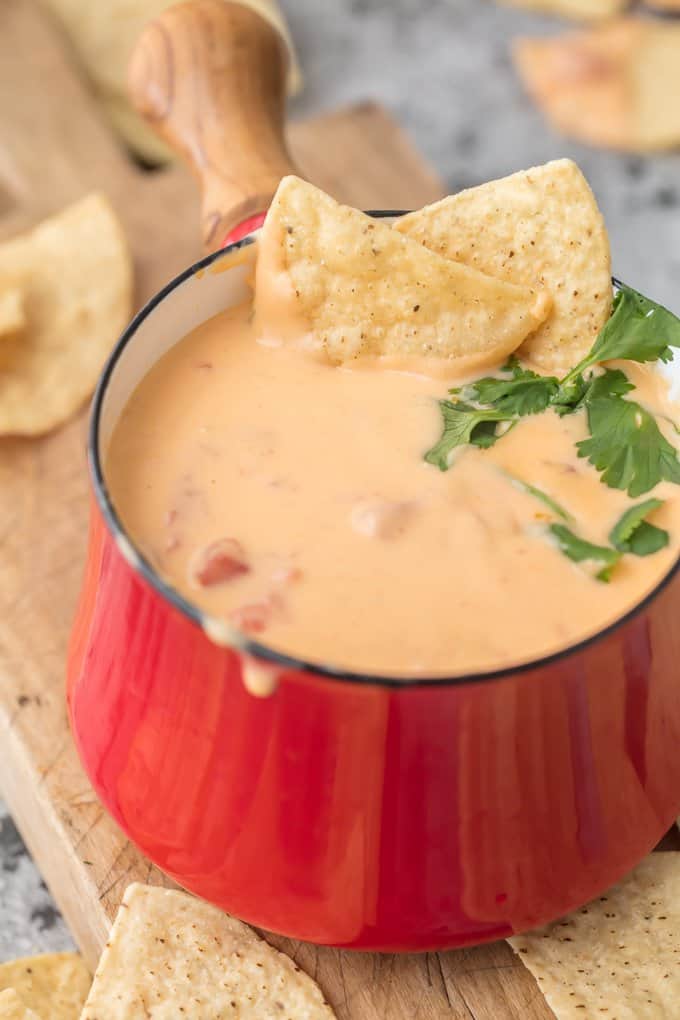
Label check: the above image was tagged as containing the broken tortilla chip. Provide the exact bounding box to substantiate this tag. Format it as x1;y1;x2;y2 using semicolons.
0;989;42;1020
0;286;25;340
0;954;90;1020
80;883;336;1018
255;176;551;373
499;0;629;19
509;853;680;1019
0;193;132;436
395;159;612;375
514;19;680;153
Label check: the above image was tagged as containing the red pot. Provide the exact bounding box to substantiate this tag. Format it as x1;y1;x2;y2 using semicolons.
67;0;680;951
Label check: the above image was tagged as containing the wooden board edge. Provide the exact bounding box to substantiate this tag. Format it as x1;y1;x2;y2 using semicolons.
1;717;110;969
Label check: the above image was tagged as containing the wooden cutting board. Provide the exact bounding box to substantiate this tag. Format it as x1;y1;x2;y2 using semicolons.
0;2;557;1017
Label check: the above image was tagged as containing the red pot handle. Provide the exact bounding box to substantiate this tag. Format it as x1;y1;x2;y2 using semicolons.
128;0;298;251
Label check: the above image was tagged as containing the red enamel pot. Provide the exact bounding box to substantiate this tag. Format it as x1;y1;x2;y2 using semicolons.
67;0;680;951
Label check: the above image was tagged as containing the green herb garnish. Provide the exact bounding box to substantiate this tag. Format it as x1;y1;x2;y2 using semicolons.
561;286;680;387
578;397;680;497
457;357;559;417
506;475;572;522
549;525;621;582
552;368;634;418
424;401;512;469
425;282;680;577
610;499;669;556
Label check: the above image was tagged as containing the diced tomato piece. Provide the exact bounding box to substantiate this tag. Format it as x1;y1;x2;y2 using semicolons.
230;602;270;634
190;538;249;587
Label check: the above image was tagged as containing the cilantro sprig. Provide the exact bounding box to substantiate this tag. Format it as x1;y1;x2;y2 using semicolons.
426;284;680;497
610;499;669;556
549;525;621;583
578;396;680;497
425;283;680;578
518;485;667;581
561;285;680;388
424;401;512;469
505;474;572;522
456;357;559;416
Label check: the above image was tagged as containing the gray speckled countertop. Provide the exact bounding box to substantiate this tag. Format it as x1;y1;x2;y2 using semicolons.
2;0;679;963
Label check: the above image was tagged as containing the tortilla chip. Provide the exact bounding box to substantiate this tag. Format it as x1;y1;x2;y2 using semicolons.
395;159;612;375
0;990;42;1020
0;286;25;340
509;853;680;1018
0;954;90;1020
0;193;132;436
515;19;680;153
499;0;629;19
42;1;301;162
255;176;551;372
80;883;335;1018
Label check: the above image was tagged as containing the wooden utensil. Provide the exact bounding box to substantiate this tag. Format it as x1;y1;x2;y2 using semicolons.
129;0;298;249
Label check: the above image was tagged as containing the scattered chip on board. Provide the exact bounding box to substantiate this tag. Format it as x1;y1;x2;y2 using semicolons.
80;883;336;1019
514;19;680;154
0;954;90;1020
0;193;132;436
509;853;680;1019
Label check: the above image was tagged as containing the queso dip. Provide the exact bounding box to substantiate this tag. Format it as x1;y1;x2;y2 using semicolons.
105;299;680;677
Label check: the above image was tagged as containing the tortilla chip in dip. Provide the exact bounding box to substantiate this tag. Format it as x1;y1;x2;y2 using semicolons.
0;193;132;436
499;0;629;19
0;953;90;1020
0;990;41;1020
395;159;612;375
514;19;680;154
80;883;336;1018
255;175;551;373
509;853;680;1018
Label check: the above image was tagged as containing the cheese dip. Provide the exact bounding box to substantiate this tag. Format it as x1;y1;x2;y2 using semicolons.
105;300;680;677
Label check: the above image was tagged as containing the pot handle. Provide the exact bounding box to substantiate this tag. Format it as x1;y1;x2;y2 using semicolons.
128;0;298;251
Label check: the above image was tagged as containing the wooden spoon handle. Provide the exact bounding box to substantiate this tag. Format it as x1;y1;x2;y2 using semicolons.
128;0;298;251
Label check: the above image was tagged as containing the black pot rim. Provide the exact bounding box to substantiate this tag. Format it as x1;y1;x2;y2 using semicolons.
88;214;680;690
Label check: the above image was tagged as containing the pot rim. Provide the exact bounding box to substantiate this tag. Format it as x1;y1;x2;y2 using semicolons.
88;214;680;689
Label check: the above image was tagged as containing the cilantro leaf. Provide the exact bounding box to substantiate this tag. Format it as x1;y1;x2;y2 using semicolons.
562;285;680;386
610;499;669;556
425;401;511;470
553;368;634;417
549;524;621;582
457;357;559;417
583;368;636;402
577;396;680;497
552;373;590;416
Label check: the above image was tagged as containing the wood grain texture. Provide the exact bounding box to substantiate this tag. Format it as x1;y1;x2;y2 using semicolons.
129;0;297;249
0;2;554;1017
